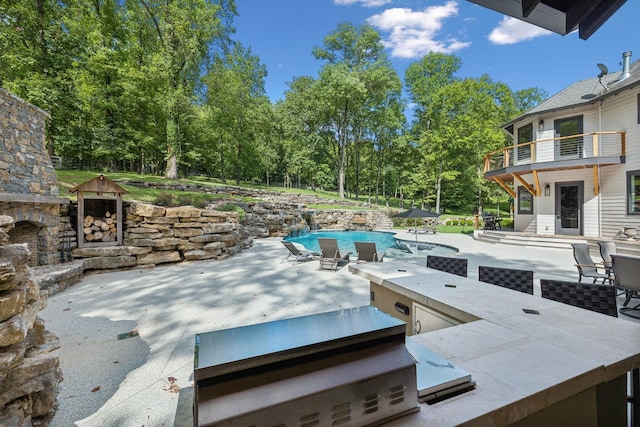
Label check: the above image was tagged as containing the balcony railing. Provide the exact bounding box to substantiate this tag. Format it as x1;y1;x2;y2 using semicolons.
483;131;626;174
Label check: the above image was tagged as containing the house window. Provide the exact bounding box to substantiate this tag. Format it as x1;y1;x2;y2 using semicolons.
517;123;533;161
628;170;640;214
637;93;640;124
554;116;583;159
518;186;534;214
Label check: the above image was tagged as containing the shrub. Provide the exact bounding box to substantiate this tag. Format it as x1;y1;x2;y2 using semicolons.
155;192;175;207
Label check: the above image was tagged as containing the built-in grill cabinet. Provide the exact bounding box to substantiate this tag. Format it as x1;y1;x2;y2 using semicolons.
194;305;418;426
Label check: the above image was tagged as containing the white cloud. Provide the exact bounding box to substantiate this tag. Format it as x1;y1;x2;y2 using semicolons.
488;17;553;44
367;2;470;58
334;0;392;7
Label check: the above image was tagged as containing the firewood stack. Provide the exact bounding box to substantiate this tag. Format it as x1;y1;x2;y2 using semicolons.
83;211;117;242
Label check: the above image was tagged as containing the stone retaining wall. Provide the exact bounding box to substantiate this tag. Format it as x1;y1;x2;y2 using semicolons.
310;210;394;231
0;216;62;426
70;202;251;271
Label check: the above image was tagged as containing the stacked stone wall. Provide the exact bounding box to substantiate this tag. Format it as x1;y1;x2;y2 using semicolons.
310;210;394;231
236;201;307;238
70;202;251;270
0;89;57;197
0;216;62;426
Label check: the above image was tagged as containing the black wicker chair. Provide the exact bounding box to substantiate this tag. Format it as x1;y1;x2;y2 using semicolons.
540;278;618;317
478;266;534;294
426;255;467;277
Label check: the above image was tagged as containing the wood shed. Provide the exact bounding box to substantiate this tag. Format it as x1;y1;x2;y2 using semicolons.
70;175;128;248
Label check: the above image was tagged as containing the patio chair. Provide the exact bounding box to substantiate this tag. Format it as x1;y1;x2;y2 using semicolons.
318;238;352;271
478;266;534;294
611;254;640;319
571;243;611;284
281;240;320;263
540;278;618;317
598;241;617;280
426;255;468;277
354;241;384;263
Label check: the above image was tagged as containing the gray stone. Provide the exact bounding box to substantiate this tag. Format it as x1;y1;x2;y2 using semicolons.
71;245;151;258
7;353;58;384
201;223;235;234
203;242;226;251
123;237;187;248
0;259;18;291
0;350;21;381
137;251;181;265
128;202;166;217
0;302;39;347
189;234;221;243
165;206;201;218
176;242;204;251
0;290;26;322
202;210;236;219
173;227;202;238
82;255;137;270
183;250;219;261
127;231;163;240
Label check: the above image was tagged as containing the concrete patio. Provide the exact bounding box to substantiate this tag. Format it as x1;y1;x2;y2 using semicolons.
40;232;628;426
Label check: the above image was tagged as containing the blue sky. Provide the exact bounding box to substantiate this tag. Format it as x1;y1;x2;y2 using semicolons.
233;0;639;104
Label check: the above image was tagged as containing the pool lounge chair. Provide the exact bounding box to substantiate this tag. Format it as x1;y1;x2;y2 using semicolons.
318;238;352;271
411;218;438;234
354;241;384;263
282;240;321;263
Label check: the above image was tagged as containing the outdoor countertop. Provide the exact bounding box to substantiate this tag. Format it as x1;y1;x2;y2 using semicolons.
349;260;640;426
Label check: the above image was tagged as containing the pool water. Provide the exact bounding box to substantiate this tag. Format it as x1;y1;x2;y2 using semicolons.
284;230;458;259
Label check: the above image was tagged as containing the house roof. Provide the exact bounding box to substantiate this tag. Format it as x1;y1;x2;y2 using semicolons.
504;54;640;130
468;0;627;40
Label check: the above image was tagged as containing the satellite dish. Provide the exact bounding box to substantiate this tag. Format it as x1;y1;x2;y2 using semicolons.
597;63;609;78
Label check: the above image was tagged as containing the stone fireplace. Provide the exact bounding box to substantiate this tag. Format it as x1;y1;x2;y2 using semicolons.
0;88;69;266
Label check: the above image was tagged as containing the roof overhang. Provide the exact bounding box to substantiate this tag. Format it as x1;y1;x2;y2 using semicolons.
468;0;627;40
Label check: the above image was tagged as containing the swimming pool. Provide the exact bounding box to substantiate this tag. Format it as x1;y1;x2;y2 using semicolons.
284;230;458;259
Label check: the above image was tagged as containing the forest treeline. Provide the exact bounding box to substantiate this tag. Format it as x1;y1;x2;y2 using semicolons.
0;0;546;212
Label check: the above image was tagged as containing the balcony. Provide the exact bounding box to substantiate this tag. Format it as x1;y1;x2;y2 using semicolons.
483;131;626;197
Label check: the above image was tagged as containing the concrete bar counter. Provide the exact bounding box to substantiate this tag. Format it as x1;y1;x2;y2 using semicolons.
349;260;640;426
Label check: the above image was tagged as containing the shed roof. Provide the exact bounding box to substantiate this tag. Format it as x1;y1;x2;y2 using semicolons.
69;175;129;195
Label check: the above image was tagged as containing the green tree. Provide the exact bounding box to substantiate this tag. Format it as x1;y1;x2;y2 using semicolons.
311;22;403;198
203;42;270;184
0;0;80;155
129;0;236;178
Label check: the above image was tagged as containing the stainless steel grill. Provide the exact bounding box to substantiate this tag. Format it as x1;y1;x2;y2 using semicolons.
194;306;418;426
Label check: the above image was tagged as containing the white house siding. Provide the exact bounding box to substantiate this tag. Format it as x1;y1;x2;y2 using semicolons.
515;213;536;233
513;169;599;236
536;215;555;234
599;88;640;237
508;85;640;237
